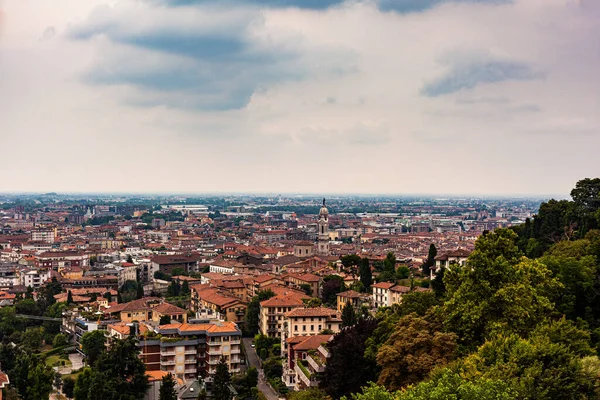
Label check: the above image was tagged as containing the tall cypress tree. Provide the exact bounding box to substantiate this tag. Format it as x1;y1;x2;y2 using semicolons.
422;243;438;276
213;358;232;400
159;373;178;400
341;302;357;328
67;290;74;305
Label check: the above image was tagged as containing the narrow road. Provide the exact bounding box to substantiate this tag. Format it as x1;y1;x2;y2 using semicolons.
243;338;280;400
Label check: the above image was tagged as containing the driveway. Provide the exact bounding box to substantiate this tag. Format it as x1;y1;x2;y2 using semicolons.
69;353;84;370
243;338;280;400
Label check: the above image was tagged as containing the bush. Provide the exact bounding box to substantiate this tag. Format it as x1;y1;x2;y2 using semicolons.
53;333;69;348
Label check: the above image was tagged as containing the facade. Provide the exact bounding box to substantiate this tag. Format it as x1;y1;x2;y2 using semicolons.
259;291;310;338
19;268;51;288
31;229;56;243
135;321;242;382
150;253;201;274
372;282;411;308
280;307;341;356
37;251;89;270
433;248;471;278
116;263;137;288
336;290;372;312
284;335;332;390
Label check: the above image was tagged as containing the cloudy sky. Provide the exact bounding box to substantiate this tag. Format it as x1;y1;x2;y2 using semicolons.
1;0;598;195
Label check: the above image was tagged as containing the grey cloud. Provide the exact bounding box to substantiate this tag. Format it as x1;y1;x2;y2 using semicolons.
422;59;543;97
378;0;511;13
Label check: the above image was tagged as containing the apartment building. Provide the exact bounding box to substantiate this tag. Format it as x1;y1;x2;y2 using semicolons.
336;290;372;312
31;229;56;243
134;321;242;382
191;286;247;324
19;268;51;288
259;291;310;338
36;251;89;270
280;307;341;355
284;335;332;390
284;273;321;298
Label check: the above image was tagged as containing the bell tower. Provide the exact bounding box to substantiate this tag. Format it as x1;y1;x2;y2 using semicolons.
316;198;330;256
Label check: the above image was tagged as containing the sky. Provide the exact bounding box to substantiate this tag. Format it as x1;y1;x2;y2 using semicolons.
1;0;599;196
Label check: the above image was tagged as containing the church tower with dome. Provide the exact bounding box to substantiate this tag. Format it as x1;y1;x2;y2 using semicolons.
316;198;330;256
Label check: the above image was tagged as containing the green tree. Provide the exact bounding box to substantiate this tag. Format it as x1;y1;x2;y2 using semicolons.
159;315;171;325
359;258;373;291
80;330;106;366
244;289;275;336
53;333;68;348
289;388;332;400
181;280;191;297
341;302;357;328
62;377;76;399
73;367;94;400
321;318;379;399
422;244;437;276
213;358;232;400
442;229;561;347
22;327;44;352
67;290;74;305
321;275;346;305
26;361;55;400
396;266;410;280
159;373;178;400
377;313;457;391
136;282;144;299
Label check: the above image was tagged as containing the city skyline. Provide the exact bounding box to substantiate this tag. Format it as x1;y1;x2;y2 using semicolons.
2;0;599;195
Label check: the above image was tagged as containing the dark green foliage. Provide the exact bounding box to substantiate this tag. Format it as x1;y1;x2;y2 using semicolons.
80;330;106;366
320;317;379;399
244;289;275;336
359;257;373;290
321;275;346;305
341;302;357;328
213;358;232;400
422;244;437;276
180;280;190;296
75;337;149;400
159;373;178;400
159;315;171;325
63;377;76;399
395;266;410;280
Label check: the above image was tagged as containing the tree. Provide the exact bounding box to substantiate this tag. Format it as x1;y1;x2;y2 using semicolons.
359;258;373;291
103;291;113;303
136;282;144;299
126;254;133;263
22;327;44;352
62;377;76;399
213;358;232;400
442;229;561;347
321;318;379;399
159;315;171;325
53;333;68;348
341;302;357;328
67;290;74;305
321;275;346;305
26;361;55;400
159;373;178;400
245;289;275;336
80;330;106;366
181;280;190;297
422;244;437;276
377;313;457;391
88;337;149;399
396;266;410;280
304;297;323;308
289;388;332;400
73;367;94;400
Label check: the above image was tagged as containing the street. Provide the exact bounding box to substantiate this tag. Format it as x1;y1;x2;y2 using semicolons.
243;338;280;400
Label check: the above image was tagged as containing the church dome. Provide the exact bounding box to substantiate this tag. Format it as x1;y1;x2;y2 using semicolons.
319;198;329;217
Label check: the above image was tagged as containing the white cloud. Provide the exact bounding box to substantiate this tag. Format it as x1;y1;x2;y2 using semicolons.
0;0;598;195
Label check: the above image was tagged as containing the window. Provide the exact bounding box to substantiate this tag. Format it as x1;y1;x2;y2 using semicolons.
294;326;298;331
302;326;306;331
318;325;322;331
310;325;314;331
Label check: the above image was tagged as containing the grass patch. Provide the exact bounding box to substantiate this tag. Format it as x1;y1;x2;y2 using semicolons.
46;355;71;368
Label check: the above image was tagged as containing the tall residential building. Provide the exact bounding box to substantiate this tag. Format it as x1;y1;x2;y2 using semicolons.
259;291;310;339
130;321;242;383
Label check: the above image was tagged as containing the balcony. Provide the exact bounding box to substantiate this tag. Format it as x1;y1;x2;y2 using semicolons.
207;350;221;356
307;355;325;373
230;339;241;345
161;360;176;366
185;367;197;373
207;358;220;365
184;358;196;363
294;363;314;388
230;348;241;355
317;345;330;359
230;357;241;364
184;350;197;355
208;341;221;346
229;367;241;374
160;350;176;356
